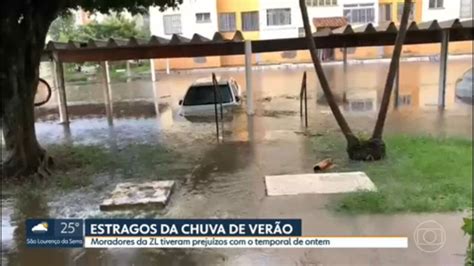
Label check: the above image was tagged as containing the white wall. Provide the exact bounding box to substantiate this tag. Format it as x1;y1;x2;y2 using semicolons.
422;0;462;21
341;0;379;26
149;0;217;39
259;0;300;40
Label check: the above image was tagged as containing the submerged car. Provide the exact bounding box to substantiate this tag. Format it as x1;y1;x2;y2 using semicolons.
178;77;242;116
455;68;473;104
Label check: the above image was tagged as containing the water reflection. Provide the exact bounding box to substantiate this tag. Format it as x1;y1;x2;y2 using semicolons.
38;58;472;115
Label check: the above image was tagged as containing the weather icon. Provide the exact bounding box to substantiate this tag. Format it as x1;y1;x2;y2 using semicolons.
31;222;48;233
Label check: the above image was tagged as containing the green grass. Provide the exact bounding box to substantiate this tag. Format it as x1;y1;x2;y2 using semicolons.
2;144;192;192
311;135;473;213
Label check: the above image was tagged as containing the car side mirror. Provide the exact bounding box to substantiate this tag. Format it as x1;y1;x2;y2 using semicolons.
179;100;183;105
235;96;240;102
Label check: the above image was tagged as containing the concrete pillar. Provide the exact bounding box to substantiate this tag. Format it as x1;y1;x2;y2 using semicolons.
343;47;348;71
152;82;160;117
52;59;69;124
438;30;449;108
245;40;254;115
247;113;255;143
126;60;132;82
166;59;170;75
150;59;156;82
149;59;159;117
62;123;72;144
100;61;113;123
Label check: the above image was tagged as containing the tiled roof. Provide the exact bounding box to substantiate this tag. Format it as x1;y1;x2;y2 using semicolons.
313;17;348;28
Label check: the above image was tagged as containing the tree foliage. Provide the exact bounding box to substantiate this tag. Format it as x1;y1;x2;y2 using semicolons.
463;215;473;265
49;14;149;42
48;13;76;42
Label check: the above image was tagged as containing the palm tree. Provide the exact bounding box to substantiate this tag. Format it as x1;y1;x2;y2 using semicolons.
299;0;413;161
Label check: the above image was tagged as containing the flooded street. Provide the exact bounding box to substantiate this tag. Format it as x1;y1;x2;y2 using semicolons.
2;57;472;265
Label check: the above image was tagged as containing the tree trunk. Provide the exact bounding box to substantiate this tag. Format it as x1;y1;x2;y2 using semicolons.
1;5;56;179
300;0;403;161
372;0;413;139
298;0;359;147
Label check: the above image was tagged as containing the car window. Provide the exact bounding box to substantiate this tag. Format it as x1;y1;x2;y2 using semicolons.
183;85;233;106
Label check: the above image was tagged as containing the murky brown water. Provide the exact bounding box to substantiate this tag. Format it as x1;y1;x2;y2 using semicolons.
2;58;472;265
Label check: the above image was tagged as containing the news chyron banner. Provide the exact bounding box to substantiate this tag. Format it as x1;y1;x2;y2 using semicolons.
26;219;408;249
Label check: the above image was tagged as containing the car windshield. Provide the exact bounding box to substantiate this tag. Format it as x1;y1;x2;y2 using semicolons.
463;68;473;81
183;84;233;106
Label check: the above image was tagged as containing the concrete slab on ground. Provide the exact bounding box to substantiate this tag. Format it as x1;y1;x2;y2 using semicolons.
265;171;376;196
100;181;175;211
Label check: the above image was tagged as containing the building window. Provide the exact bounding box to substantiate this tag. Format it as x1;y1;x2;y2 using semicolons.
397;2;416;21
163;14;182;35
460;0;472;18
429;0;443;9
218;13;236;32
345;99;374;112
379;3;392;22
242;11;259;31
306;0;337;7
267;8;292;26
196;13;211;23
343;4;375;24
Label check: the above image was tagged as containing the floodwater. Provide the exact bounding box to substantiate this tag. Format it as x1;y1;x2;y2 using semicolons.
2;57;473;265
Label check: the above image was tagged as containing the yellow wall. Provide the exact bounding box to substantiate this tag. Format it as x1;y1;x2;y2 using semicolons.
257;51;312;65
154;56;221;71
384;41;474;58
380;0;423;57
334;47;382;60
217;0;260;66
378;0;422;23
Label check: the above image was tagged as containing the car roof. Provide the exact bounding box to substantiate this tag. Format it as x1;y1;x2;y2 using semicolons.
191;76;232;86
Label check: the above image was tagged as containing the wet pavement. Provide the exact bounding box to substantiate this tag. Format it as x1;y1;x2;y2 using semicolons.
2;57;473;265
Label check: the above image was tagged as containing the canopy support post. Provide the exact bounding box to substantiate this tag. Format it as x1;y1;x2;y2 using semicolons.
52;56;69;124
245;40;254;115
100;61;113;124
438;30;449;109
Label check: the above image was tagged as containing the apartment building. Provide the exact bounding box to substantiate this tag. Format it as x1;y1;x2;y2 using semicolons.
149;0;220;70
422;0;470;21
149;1;218;39
342;0;379;25
147;0;472;71
216;0;260;66
401;0;472;57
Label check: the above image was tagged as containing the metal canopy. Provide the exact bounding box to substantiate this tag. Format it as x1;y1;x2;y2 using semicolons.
44;19;473;63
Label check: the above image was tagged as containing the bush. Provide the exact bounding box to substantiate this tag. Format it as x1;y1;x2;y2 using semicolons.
463;215;473;265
